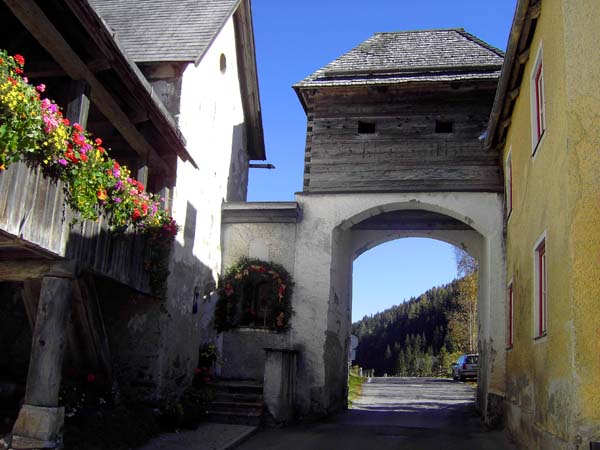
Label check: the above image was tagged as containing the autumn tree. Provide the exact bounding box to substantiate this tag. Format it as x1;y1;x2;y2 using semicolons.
447;248;478;353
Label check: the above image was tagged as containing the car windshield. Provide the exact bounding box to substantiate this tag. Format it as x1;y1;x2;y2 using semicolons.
466;355;478;364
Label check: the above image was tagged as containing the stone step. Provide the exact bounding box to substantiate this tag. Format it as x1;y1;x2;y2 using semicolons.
208;379;265;427
205;409;263;427
214;392;264;403
213;380;263;395
209;401;264;415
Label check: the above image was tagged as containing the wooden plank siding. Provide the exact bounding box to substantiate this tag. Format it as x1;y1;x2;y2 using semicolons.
302;83;503;193
0;163;150;292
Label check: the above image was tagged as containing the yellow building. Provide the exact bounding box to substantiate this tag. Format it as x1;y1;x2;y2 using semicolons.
486;0;600;448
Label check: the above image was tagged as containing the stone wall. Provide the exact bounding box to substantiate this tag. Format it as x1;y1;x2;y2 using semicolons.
220;208;299;380
220;192;505;419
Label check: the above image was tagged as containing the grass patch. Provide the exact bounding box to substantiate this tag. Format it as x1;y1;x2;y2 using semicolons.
348;366;366;406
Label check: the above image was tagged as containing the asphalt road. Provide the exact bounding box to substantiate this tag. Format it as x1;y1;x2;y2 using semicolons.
236;377;517;450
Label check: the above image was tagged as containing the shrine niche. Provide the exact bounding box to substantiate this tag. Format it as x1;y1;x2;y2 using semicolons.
215;258;293;333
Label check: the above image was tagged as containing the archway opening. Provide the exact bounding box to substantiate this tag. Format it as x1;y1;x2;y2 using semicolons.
336;208;483;408
350;238;478;379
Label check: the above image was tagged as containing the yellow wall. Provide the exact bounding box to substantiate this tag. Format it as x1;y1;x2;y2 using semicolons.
502;0;600;447
563;0;600;439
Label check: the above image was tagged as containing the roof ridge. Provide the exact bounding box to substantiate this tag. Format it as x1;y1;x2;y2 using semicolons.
455;29;505;57
374;27;465;35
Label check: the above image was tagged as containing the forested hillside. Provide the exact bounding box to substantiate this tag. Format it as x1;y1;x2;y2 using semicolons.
352;270;477;377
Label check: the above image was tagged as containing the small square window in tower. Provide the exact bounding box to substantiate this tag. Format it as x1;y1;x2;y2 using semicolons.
358;121;376;134
435;120;454;133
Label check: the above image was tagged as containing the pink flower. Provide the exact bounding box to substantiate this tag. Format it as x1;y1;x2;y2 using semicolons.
58;158;67;166
36;84;46;93
114;197;121;203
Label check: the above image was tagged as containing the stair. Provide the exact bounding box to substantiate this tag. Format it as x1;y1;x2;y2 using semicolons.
206;380;264;426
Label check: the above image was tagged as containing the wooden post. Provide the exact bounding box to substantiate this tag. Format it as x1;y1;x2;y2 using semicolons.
24;262;76;406
65;80;91;128
137;163;149;188
12;261;77;449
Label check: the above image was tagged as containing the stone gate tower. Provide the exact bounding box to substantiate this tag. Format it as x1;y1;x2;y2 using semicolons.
221;29;507;423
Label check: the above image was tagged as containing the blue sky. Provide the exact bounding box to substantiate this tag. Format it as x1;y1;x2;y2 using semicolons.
247;0;517;321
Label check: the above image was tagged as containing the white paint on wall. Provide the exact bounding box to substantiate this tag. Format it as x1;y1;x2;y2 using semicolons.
221;190;506;418
249;239;270;260
174;15;248;281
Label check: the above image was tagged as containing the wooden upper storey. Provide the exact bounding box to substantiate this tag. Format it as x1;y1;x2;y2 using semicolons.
298;81;502;193
0;0;193;291
294;29;503;193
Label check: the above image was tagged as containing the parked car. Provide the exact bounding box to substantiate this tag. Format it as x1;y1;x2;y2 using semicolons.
452;354;478;381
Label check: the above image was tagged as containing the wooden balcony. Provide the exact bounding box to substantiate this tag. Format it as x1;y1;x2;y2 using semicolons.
0;162;150;293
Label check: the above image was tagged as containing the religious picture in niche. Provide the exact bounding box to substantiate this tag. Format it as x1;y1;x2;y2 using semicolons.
215;258;294;333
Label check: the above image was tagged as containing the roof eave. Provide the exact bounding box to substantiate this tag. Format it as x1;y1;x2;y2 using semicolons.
485;0;541;150
232;0;266;160
67;0;197;168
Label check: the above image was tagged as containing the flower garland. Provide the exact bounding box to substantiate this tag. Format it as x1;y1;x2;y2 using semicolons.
215;258;293;333
0;50;178;297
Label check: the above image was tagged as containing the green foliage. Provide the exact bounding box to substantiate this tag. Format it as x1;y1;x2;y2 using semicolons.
348;365;365;406
352;278;476;377
215;258;294;332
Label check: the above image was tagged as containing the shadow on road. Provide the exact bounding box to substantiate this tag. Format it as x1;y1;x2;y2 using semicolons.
235;377;516;450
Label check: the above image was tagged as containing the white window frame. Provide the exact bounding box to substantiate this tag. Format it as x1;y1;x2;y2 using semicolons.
533;232;547;340
530;43;546;156
505;148;513;218
507;279;514;348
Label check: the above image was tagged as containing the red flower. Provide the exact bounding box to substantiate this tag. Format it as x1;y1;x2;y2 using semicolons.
132;208;141;220
97;146;105;154
73;123;83;132
137;181;144;192
94;138;102;146
80;153;88;163
141;203;148;215
15;67;23;75
113;161;120;170
13;54;25;66
63;118;70;126
86;373;96;382
65;151;78;164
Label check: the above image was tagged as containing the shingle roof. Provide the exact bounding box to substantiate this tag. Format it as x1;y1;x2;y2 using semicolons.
89;0;239;62
295;29;504;88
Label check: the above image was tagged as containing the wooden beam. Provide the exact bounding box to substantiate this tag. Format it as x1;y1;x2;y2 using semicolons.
3;0;172;174
25;58;111;79
508;86;520;101
528;1;542;19
518;48;530;65
0;260;55;281
74;275;113;384
22;280;42;331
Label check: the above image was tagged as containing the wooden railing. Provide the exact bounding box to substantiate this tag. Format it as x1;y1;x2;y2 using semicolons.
0;162;150;292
